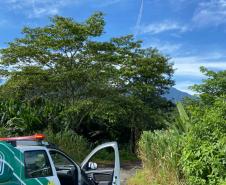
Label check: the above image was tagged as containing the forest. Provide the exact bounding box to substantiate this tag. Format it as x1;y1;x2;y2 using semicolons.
0;13;225;185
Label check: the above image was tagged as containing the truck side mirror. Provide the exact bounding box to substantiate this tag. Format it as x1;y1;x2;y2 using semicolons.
88;162;97;170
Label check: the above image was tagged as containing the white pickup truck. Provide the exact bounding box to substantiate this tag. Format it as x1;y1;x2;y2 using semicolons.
0;134;120;185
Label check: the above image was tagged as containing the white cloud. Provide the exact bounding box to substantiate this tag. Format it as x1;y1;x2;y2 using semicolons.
5;0;77;18
174;81;198;95
143;41;182;55
172;52;226;94
141;0;226;34
173;55;226;77
138;20;189;34
193;0;226;26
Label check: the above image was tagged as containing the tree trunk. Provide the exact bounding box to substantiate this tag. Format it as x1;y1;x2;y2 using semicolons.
130;127;135;153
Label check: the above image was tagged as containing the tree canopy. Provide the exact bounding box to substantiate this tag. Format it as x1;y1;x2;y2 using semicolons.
191;67;226;104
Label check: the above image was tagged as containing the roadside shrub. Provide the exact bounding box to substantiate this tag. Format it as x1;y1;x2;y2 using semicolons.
44;129;91;162
181;97;226;185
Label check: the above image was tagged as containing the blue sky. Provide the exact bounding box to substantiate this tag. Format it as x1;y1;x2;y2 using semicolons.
1;0;226;94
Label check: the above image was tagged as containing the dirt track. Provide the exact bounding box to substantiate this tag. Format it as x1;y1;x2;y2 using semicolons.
120;161;141;185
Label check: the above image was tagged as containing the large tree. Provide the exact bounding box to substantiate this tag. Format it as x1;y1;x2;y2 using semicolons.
0;12;174;148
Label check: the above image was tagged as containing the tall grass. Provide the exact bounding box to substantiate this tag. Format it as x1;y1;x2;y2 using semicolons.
128;130;185;185
128;102;190;185
139;131;180;169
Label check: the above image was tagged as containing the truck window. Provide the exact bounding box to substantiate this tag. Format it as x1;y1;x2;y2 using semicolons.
49;150;78;185
24;150;53;178
50;151;72;167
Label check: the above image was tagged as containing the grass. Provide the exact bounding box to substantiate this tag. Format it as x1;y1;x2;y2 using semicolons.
127;168;186;185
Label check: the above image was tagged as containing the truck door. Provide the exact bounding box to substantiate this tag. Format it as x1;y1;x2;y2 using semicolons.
49;149;80;185
81;142;120;185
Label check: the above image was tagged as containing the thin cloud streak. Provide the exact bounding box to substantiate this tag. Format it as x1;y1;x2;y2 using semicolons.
135;0;144;37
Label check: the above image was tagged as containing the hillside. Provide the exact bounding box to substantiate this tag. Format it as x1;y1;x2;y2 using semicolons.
164;87;193;102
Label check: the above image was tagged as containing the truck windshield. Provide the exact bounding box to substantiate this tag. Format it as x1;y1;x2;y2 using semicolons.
24;150;53;178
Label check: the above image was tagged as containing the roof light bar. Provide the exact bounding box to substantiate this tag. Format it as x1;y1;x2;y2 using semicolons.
0;134;45;141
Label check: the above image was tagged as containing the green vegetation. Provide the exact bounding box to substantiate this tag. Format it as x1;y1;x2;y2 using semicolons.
181;96;226;185
44;129;91;162
128;103;188;185
191;67;226;105
0;12;174;153
128;68;226;185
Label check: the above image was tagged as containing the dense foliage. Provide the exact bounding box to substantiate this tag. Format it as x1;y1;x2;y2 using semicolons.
0;13;174;150
181;68;226;185
181;97;226;185
44;129;90;162
179;68;226;185
0;99;63;136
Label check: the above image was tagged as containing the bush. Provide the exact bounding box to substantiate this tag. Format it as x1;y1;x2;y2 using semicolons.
44;129;91;162
129;130;185;185
181;97;226;185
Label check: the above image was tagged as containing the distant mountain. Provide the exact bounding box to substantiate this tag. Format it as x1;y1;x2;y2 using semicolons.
164;87;193;102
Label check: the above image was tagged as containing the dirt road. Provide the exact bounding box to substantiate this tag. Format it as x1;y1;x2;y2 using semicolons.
120;161;141;185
